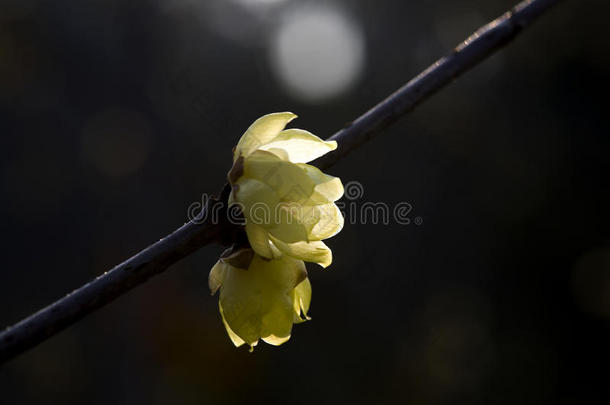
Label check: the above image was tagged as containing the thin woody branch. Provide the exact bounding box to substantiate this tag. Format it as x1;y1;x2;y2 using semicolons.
315;0;563;169
0;0;563;364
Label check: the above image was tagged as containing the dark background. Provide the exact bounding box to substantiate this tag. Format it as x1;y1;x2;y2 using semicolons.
1;0;609;403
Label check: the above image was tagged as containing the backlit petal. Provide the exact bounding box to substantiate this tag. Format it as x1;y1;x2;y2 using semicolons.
234;112;297;161
235;177;309;244
307;203;344;241
267;204;309;243
218;255;306;349
298;164;344;203
233;177;279;228
245;222;275;259
270;234;332;268
243;150;316;204
260;129;337;163
209;260;228;295
292;278;312;323
219;301;247;348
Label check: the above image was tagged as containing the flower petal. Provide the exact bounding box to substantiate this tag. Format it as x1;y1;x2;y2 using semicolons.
234;112;297;161
269;234;332;268
267;204;309;243
298;164;344;203
245;222;276;259
260;129;337;163
292;278;312;323
307;203;344;241
284;202;343;241
219;255;305;349
243;150;344;206
219;301;247;348
260;302;294;346
235;177;309;243
209;260;228;295
262;254;308;289
219;272;263;348
243;150;316;204
233;177;279;228
261;334;291;346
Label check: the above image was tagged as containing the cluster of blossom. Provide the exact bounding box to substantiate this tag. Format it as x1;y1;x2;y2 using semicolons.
209;112;344;350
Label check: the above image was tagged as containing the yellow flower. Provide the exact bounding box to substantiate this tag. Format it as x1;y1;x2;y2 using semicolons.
210;112;342;349
228;112;344;268
209;249;311;350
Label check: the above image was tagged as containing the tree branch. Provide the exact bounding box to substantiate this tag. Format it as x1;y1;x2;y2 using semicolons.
315;0;563;169
0;0;563;364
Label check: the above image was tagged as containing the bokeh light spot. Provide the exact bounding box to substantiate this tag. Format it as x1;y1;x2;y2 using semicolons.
269;5;365;102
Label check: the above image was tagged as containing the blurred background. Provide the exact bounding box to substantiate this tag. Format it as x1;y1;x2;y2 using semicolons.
1;0;609;403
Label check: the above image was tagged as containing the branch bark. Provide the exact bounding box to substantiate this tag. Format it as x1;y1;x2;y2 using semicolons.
315;0;563;169
0;0;563;364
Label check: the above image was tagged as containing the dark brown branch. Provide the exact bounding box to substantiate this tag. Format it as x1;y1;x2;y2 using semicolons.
0;184;238;364
0;0;563;364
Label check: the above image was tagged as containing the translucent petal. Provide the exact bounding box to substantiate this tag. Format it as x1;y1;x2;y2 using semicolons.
260;129;337;163
234;112;297;161
245;222;275;259
209;260;228;295
260;300;294;345
269;234;332;268
243;150;316;204
267;204;309;244
283;202;343;242
233;177;279;229
292;278;312;323
263;147;289;161
261;334;292;345
219;301;247;347
260;254;307;289
298;164;344;203
219;270;263;348
244;151;343;206
235;177;309;243
307;203;344;241
218;255;306;349
269;239;283;258
296;278;312;316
